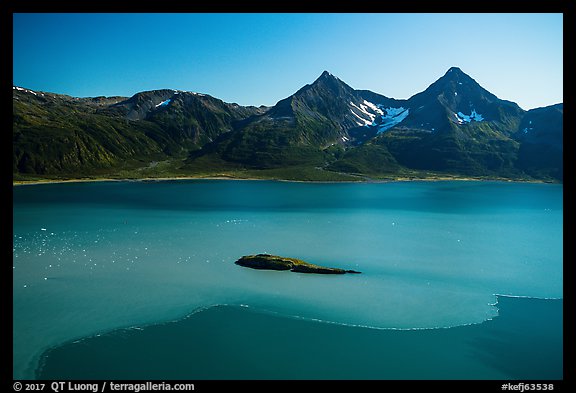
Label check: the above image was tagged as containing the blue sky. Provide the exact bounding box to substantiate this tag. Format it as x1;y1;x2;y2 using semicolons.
13;13;563;110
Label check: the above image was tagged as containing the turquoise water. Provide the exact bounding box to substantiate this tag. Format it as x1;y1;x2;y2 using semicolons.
12;180;563;379
37;297;563;380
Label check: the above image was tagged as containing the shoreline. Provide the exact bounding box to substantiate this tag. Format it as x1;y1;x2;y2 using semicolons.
12;175;267;186
12;174;555;187
35;295;563;380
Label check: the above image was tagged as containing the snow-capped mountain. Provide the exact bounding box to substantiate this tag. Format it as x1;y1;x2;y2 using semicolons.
399;66;524;135
13;67;563;181
254;70;403;142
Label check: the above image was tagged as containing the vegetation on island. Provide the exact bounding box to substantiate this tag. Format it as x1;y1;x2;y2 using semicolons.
235;254;361;274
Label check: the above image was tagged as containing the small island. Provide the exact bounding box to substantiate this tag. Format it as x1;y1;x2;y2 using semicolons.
235;254;361;274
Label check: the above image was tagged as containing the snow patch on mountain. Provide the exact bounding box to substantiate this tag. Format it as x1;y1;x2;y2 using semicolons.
454;109;484;124
376;107;410;133
350;101;379;125
172;90;205;97
350;107;373;126
362;100;384;115
13;86;43;96
155;99;171;108
349;100;409;132
523;120;534;134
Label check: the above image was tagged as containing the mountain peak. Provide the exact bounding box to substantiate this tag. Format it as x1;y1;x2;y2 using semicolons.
446;66;463;74
431;66;480;88
13;67;562;182
315;70;339;83
303;70;353;96
442;67;472;81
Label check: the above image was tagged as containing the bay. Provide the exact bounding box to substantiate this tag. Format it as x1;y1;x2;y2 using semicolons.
37;297;564;380
12;180;563;379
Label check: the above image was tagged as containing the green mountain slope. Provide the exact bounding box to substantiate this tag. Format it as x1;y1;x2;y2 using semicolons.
12;68;563;182
13;89;167;175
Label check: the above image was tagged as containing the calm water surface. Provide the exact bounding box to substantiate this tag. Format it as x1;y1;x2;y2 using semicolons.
13;180;563;379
